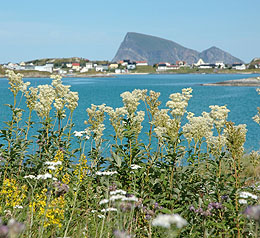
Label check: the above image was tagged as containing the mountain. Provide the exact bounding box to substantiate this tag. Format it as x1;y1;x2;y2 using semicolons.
112;32;243;65
199;46;243;64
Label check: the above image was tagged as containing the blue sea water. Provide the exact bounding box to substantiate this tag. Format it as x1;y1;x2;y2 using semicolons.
1;73;260;152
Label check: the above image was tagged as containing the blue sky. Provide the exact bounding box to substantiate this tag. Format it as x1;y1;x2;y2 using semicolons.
0;0;259;63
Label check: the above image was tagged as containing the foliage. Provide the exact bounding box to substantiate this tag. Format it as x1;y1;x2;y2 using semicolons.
0;71;260;237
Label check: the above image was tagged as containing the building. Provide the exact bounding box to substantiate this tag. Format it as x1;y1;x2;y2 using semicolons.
35;64;53;73
176;61;186;66
194;59;205;66
109;63;119;69
215;62;225;69
232;63;246;70
135;61;148;66
72;63;80;71
85;63;93;70
198;64;216;69
127;64;136;70
95;64;109;72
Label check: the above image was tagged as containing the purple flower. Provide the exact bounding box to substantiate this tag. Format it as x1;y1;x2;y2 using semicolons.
244;206;260;221
189;206;195;212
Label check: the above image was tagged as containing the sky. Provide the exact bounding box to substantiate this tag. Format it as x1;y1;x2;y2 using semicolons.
0;0;259;63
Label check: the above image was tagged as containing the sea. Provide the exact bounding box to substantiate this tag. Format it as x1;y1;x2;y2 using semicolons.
1;73;260;152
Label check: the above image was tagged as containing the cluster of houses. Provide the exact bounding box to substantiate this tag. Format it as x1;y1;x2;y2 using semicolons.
156;59;247;71
1;58;255;75
1;59;149;75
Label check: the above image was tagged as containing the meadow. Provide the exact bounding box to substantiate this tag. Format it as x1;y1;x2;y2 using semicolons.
1;71;260;237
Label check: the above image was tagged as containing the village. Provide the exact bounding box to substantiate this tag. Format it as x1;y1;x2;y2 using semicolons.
1;57;260;76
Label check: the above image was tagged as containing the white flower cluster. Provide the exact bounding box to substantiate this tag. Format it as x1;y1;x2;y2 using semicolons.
99;189;138;212
96;171;118;176
240;191;258;200
35;84;56;118
145;90;161;117
152;214;187;229
6;70;30;96
85;104;107;146
105;106;127;141
166;88;193;119
209;105;230;134
25;87;38;111
73;130;91;139
182;111;213;145
152;109;179;141
120;89;147;116
24;173;57;180
44;161;62;170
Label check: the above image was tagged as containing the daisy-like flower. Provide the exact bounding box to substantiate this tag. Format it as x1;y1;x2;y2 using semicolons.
240;191;258;200
96;171;118;176
110;190;127;195
99;199;109;205
152;214;187;229
101;208;117;212
36;173;52;180
239;199;247;204
74;130;85;137
24;175;36;179
130;164;142;170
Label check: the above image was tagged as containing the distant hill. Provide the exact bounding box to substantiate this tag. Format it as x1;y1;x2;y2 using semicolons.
199;46;243;64
113;32;244;65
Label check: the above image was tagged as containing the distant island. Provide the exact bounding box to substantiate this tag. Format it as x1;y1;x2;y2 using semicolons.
0;38;260;78
113;32;244;65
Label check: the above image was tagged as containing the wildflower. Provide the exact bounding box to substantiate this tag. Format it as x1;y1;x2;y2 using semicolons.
130;164;142;170
244;205;260;221
24;175;36;179
240;191;257;200
122;196;138;202
65;91;79;112
182;111;213;145
152;214;187;229
101;208;117;212
110;190;127;195
239;199;247;204
110;195;126;201
74;131;85;137
36;173;52;180
97;215;105;219
99;199;109;205
166;88;193;119
96;171;118;176
13;205;23;209
209;105;230;134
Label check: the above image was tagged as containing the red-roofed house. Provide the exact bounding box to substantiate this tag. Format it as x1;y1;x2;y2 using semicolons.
72;63;80;71
135;61;148;66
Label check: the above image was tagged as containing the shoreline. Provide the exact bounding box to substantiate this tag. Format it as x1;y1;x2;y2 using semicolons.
0;71;259;79
202;77;260;87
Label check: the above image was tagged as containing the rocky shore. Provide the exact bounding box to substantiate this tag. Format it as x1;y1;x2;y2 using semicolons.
202;77;260;87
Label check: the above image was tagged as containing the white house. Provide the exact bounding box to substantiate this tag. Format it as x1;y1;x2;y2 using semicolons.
194;58;205;66
95;65;109;72
80;67;89;73
135;61;148;66
35;64;53;73
215;62;225;69
127;64;136;70
232;63;246;70
85;63;93;70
